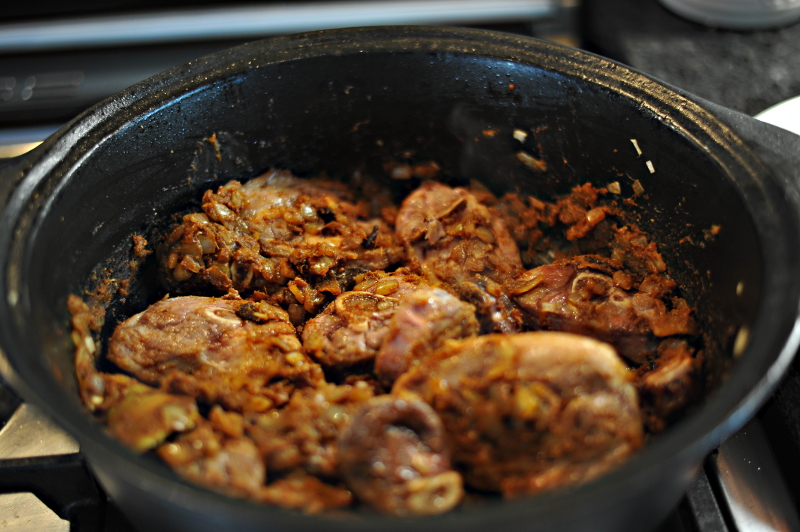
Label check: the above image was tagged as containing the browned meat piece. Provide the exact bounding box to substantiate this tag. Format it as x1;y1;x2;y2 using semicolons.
395;181;522;284
69;294;109;412
161;169;405;293
158;417;265;499
259;475;353;514
246;382;374;479
394;332;644;497
454;276;522;334
374;288;479;386
70;296;201;453
302;271;478;383
505;255;698;364
106;380;200;453
491;184;619;267
107;296;322;414
160;211;289;294
302;290;401;373
636;339;700;432
350;269;430;299
394;181;523;334
72;360;200;454
301;271;429;371
338;395;464;516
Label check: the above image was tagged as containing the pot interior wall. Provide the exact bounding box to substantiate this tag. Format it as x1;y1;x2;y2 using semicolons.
22;46;761;483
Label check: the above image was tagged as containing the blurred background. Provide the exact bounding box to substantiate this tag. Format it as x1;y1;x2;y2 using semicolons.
0;0;572;158
3;0;800;158
2;1;800;531
2;0;800;160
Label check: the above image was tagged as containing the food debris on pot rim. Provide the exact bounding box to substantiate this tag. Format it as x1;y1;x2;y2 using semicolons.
70;157;711;516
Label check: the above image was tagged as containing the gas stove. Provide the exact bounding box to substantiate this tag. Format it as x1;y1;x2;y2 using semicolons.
2;1;800;530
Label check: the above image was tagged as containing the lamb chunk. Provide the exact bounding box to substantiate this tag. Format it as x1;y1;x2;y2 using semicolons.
301;291;401;373
157;419;265;499
161;169;405;293
375;288;479;386
395;181;522;284
76;368;200;454
636;339;700;432
259;475;353;514
302;272;478;383
393;181;523;334
505;255;698;364
107;296;322;414
454;276;522;334
238;170;403;272
246;382;374;479
394;332;644;497
338;395;464;516
160;211;289;294
106;380;200;453
70;307;200;453
301;272;430;372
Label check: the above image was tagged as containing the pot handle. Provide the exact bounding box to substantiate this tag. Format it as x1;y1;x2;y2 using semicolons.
0;150;41;214
686;96;800;199
0;150;114;531
0;152;37;384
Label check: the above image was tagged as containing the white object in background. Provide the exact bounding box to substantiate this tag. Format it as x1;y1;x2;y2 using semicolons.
658;0;800;29
755;95;800;137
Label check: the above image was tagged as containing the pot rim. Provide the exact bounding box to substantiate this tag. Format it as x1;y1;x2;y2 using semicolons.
1;25;799;529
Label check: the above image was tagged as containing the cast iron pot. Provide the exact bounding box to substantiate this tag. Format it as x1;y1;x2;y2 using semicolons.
1;26;800;532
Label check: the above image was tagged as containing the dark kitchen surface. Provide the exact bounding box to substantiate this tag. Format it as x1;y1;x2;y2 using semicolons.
582;0;800;116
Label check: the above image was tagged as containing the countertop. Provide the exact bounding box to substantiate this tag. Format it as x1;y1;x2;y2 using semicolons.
581;0;800;116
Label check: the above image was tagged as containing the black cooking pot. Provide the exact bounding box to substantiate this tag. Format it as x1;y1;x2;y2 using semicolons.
1;26;799;532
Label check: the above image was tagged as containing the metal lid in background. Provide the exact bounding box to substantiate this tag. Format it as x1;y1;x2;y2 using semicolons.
658;0;800;29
